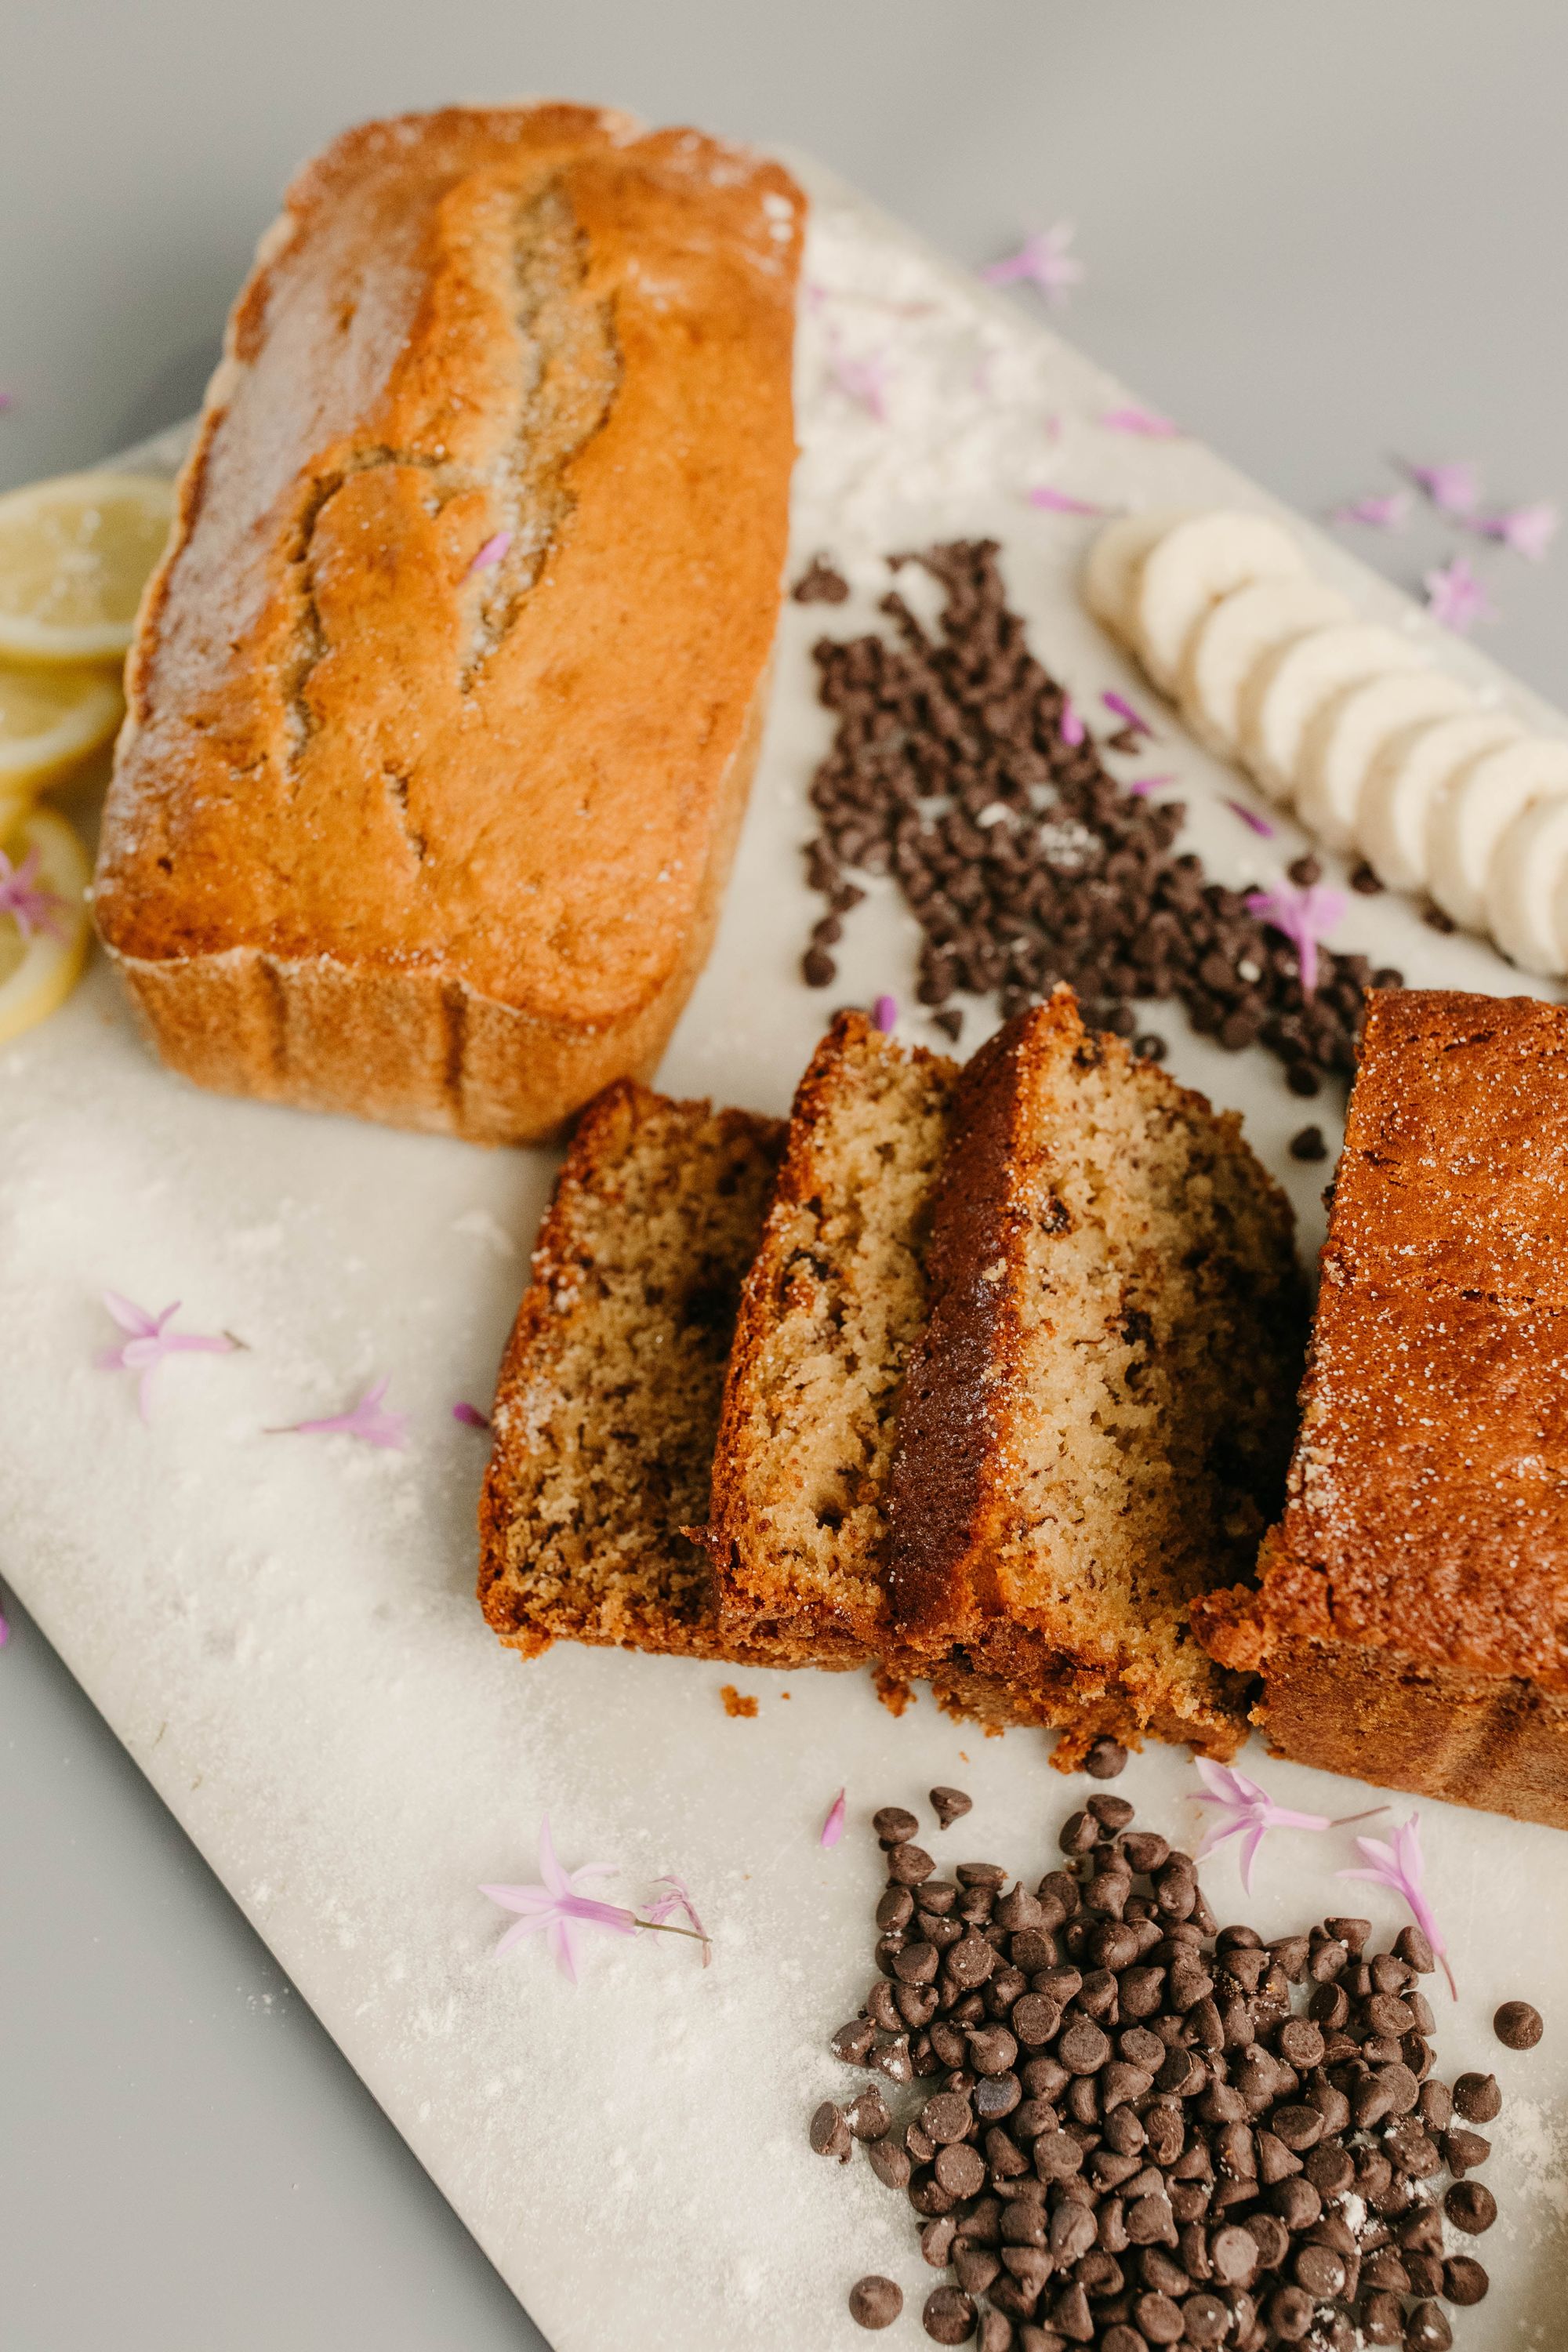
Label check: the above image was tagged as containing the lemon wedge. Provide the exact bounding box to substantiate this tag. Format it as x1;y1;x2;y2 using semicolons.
0;803;92;1043
0;660;125;791
0;471;175;664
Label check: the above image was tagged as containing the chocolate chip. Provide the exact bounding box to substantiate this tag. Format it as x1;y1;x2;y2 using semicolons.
832;2016;877;2065
793;555;851;605
1444;2180;1497;2234
803;946;837;987
930;1786;973;1831
848;2275;902;2328
868;2135;912;2190
1454;2071;1501;2122
1392;1924;1434;1973
1349;859;1385;895
1494;1998;1544;2049
1405;2303;1453;2351
811;2101;852;2161
1087;1794;1134;1831
921;2285;975;2343
1083;1737;1129;1779
935;2143;987;2198
874;1806;920;1845
1443;2254;1489;2304
1288;1123;1327;1162
1443;2125;1490;2175
887;1843;937;1887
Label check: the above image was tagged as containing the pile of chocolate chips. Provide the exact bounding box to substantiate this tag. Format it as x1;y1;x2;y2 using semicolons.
797;543;1401;1096
814;1787;1512;2350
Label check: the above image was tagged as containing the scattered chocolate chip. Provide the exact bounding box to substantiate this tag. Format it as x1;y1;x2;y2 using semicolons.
1494;1998;1544;2049
921;2284;976;2343
803;945;836;987
1444;2179;1497;2234
1454;2071;1502;2123
848;2274;903;2328
1289;1123;1328;1162
1405;2300;1454;2350
793;555;850;605
1349;858;1385;894
1443;2253;1489;2304
811;2101;852;2161
874;1806;920;1846
847;2088;892;2140
1423;903;1457;933
931;1786;973;1831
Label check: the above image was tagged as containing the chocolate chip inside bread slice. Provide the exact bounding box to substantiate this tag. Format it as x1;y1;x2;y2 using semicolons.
884;989;1304;1761
478;1080;786;1661
704;1013;960;1665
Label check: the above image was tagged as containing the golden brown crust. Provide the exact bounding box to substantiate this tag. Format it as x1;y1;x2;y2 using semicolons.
96;106;802;1144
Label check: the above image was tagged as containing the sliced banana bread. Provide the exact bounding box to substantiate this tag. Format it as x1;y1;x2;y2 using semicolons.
885;991;1304;1761
704;1014;960;1664
478;1080;787;1660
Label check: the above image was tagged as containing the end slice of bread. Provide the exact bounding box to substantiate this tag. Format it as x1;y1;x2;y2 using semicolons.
478;1080;787;1661
884;990;1305;1760
704;1013;960;1664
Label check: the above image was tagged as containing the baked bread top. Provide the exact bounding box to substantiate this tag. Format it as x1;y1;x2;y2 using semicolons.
96;105;803;1028
1197;987;1568;1693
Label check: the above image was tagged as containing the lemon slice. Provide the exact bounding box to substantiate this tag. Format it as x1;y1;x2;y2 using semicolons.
0;471;175;664
0;804;92;1042
0;661;125;791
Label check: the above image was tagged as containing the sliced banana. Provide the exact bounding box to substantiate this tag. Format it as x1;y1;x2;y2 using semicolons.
1428;736;1568;931
1131;510;1306;693
1082;508;1193;644
1294;668;1472;853
1240;622;1424;804
1177;576;1352;758
1358;710;1524;894
1486;795;1568;977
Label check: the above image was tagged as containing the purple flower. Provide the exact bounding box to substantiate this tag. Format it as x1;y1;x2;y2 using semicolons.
1123;773;1177;798
644;1874;713;1965
820;1788;847;1849
1028;485;1106;517
96;1292;238;1422
1100;405;1179;440
482;1815;639;1984
873;993;898;1034
452;1401;491;1430
1192;1760;1332;1894
1473;501;1559;561
1339;1813;1455;1998
1244;882;1348;994
1330;492;1411;531
980;223;1083;309
1423;553;1496;635
1401;458;1482;517
1101;691;1153;739
1225;799;1277;839
467;530;511;575
0;845;67;942
275;1376;409;1451
1059;695;1086;748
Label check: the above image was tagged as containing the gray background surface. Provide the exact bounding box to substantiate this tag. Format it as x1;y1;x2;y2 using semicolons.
1;5;1563;2346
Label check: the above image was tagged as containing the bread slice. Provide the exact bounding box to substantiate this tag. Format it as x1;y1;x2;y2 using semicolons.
884;991;1304;1760
705;1014;960;1664
96;106;802;1145
478;1080;787;1660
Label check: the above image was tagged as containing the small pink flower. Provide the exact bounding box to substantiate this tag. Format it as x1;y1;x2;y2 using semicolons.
1028;485;1106;517
1330;492;1411;530
1059;695;1086;748
1401;458;1482;516
452;1401;491;1430
1340;1813;1455;1998
644;1874;712;1965
1245;882;1348;994
873;994;898;1034
1101;691;1153;739
1225;799;1277;838
980;223;1083;309
1123;774;1177;798
1192;1759;1384;1895
467;531;511;575
0;846;67;942
820;1788;847;1849
1473;501;1559;561
1101;405;1179;440
482;1816;638;1984
96;1292;238;1423
1423;553;1496;635
274;1376;408;1450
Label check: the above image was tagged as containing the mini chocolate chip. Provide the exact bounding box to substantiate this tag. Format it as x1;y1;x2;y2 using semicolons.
1443;2125;1490;2175
1293;2242;1345;2297
811;2101;852;2161
868;2134;912;2190
1265;2282;1314;2340
831;2016;877;2065
935;2143;987;2198
1087;1795;1134;1831
1392;1924;1434;1973
1443;2254;1489;2304
1033;2130;1083;2182
846;2087;891;2140
887;1843;937;1886
1083;1737;1128;1779
1454;2071;1502;2122
1361;2291;1404;2345
1180;2294;1229;2347
848;2275;903;2329
1058;2020;1111;2074
877;1885;916;1931
1132;2288;1184;2343
873;1806;920;1845
921;2213;958;2268
1444;2180;1497;2234
930;1786;973;1831
920;2091;973;2145
1404;2302;1453;2351
1289;1123;1327;1162
1494;1998;1544;2049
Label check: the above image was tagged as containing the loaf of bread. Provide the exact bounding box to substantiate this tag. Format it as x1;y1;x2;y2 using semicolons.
885;993;1303;1761
1196;988;1568;1828
478;1078;789;1659
95;106;804;1143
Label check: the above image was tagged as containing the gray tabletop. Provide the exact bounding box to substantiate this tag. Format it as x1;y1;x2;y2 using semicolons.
2;5;1564;2345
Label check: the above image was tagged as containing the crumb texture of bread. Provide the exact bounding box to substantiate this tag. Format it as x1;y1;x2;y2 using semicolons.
478;1081;785;1659
95;105;803;1143
706;1014;959;1663
1196;988;1568;1822
888;991;1303;1756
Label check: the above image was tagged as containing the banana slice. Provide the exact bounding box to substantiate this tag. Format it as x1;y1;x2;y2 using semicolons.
1428;736;1568;931
1082;508;1193;644
1240;622;1424;804
1131;510;1306;692
1294;668;1472;853
0;803;92;1043
1178;577;1352;757
1486;795;1568;976
1359;710;1524;893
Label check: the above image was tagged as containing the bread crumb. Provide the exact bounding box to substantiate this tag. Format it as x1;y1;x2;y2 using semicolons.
873;1665;915;1717
720;1684;758;1719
